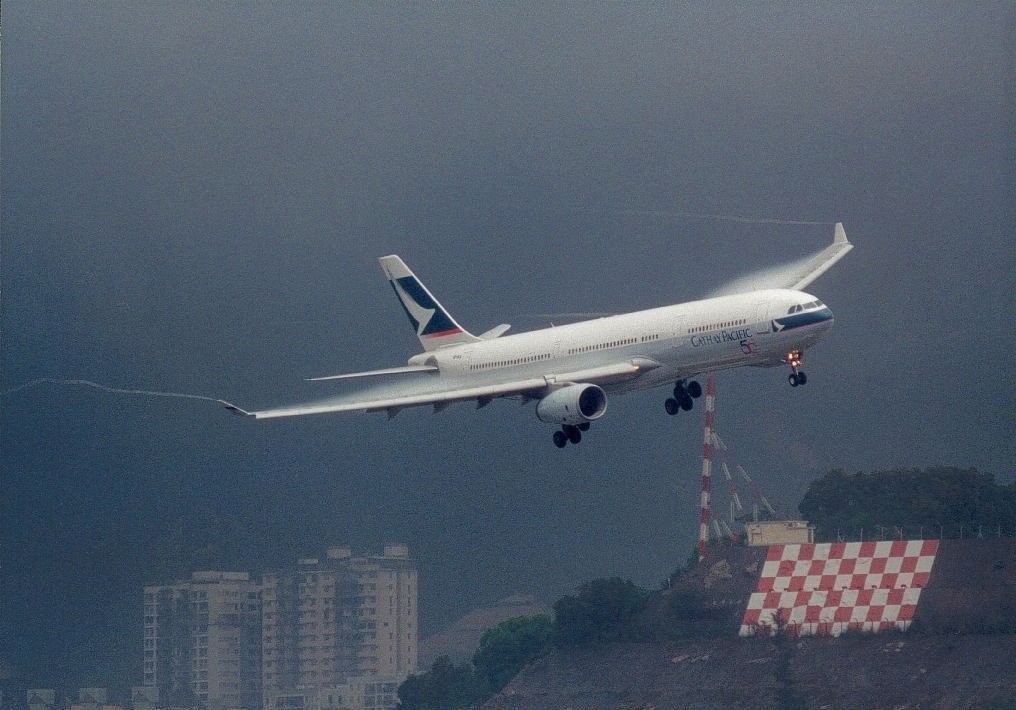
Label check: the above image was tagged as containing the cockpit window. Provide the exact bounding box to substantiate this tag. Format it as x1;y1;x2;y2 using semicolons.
789;300;827;314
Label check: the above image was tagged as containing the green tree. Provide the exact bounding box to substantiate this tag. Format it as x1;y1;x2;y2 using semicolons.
397;655;487;710
799;467;1016;540
472;614;553;691
553;577;650;644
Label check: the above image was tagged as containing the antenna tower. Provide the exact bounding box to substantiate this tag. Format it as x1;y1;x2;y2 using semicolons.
697;377;716;562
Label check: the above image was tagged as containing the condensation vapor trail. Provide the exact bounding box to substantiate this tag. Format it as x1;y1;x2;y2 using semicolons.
0;378;225;403
618;209;833;226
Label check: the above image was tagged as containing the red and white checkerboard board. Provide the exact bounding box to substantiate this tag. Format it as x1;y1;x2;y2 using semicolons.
739;540;939;637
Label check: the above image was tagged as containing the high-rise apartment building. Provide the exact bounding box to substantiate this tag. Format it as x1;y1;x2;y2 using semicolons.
143;571;262;710
261;545;417;709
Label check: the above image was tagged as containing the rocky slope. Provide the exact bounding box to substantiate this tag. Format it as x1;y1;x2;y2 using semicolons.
483;539;1015;709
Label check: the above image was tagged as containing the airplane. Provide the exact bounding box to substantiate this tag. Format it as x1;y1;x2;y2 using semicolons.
222;224;852;447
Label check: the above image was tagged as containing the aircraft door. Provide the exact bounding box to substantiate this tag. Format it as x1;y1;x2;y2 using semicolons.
670;315;685;339
662;315;687;366
669;315;686;348
754;300;771;338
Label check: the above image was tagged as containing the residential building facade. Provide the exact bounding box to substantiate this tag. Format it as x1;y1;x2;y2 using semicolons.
143;546;416;710
143;571;262;710
261;545;417;709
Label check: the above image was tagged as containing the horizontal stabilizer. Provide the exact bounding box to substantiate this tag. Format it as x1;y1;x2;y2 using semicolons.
479;324;511;339
307;364;439;381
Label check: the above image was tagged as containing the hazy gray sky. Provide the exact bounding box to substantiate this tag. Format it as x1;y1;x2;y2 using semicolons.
2;1;1013;686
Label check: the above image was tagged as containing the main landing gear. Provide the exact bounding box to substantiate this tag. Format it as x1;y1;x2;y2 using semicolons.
552;422;591;448
664;379;702;416
785;350;808;387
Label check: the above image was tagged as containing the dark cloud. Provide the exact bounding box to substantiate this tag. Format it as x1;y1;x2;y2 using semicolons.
2;1;1013;687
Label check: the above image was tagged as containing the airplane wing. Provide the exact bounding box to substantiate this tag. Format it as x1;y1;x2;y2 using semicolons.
708;222;852;297
221;358;659;420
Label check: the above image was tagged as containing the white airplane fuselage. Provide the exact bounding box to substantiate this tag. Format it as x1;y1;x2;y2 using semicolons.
412;288;831;395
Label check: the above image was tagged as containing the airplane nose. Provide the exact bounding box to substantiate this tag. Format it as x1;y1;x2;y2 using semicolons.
819;307;835;328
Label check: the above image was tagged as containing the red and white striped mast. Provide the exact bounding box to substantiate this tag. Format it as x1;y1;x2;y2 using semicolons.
697;377;716;562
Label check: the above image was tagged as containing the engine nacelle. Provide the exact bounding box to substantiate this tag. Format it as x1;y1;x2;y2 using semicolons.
535;384;608;425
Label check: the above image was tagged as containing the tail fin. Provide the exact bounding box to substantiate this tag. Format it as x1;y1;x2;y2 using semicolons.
379;255;481;351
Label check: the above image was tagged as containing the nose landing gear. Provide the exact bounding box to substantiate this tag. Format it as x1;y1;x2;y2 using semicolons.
664;379;702;415
785;350;808;387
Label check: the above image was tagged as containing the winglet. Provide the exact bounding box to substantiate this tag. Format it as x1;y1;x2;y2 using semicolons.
219;400;252;416
788;222;852;291
834;222;848;244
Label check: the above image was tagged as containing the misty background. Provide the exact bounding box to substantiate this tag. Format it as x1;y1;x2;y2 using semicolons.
2;2;1013;688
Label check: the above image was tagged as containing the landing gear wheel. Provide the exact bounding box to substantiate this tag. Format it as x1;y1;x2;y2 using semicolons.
668;380;700;415
784;351;806;388
565;425;582;444
553;430;567;448
578;422;591;431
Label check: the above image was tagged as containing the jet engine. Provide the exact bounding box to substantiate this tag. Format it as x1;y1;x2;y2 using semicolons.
535;384;608;425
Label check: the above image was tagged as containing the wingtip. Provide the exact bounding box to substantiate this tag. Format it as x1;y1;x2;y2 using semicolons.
218;400;252;416
834;222;849;245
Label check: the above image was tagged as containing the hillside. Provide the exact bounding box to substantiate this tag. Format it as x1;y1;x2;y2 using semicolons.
419;595;552;667
481;539;1016;710
483;635;1015;710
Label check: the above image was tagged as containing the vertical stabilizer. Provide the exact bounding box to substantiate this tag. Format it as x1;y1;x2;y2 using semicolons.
378;255;480;351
